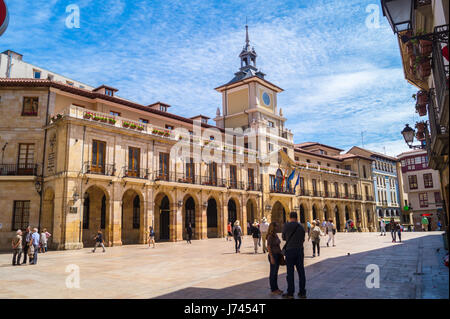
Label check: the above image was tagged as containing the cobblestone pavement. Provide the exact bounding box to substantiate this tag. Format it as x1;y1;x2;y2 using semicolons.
0;232;447;299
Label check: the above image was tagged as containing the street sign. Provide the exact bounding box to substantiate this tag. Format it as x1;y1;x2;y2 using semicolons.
0;0;9;36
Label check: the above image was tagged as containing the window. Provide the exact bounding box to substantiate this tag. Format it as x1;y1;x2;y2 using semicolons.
128;147;140;177
344;183;349;197
91;140;106;174
419;193;428;208
110;111;120;117
283;147;288;154
365;186;369;197
229;165;237;188
312;179;317;196
132;196;140;229
270;175;275;189
165;125;174;130
363;165;367;178
353;185;357;196
12;200;30;230
268;143;273;152
160;105;167;112
334;182;339;196
423;173;433;188
248;168;254;190
18;143;35;174
327;163;330;167
66;81;74;86
159;153;169;180
268;121;274;128
210;136;215;141
299;177;305;191
408;175;418;190
139;118;149;124
208;162;217;185
324;181;329;195
306;159;311;163
435;192;442;206
33;69;41;79
105;89;113;96
22;97;39;116
186;158;195;182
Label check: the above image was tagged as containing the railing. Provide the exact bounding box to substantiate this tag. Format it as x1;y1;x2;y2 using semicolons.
0;164;39;176
270;185;295;195
83;162;115;176
366;195;374;201
246;183;262;192
432;25;449;118
298;189;310;196
428;93;448;153
296;161;358;177
122;167;149;179
352;194;363;200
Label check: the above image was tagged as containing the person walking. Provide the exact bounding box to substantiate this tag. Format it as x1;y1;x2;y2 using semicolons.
226;222;232;241
421;216;429;231
21;226;31;264
12;229;22;266
380;218;386;236
247;221;251;236
250;221;261;254
148;226;155;248
397;223;402;242
308;221;324;257
281;212;307;299
92;230;106;253
260;217;269;253
390;219;397;242
186;223;193;244
39;229;49;253
29;228;40;265
437;220;442;231
232;220;243;253
267;222;283;296
326;219;336;247
306;221;311;237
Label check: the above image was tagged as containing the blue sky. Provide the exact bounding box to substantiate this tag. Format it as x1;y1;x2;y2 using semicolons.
2;0;418;156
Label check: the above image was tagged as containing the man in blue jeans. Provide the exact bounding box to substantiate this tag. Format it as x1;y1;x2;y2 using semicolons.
30;228;40;265
282;212;306;299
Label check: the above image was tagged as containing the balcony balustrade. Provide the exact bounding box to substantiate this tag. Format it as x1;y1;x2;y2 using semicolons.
83;162;115;176
0;164;39;176
122;167;149;179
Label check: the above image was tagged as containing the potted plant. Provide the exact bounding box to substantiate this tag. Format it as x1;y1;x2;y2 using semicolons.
137;125;144;131
129;123;137;129
83;112;92;119
416;90;429;106
416;131;425;141
419;39;432;56
414;56;431;78
123;122;130;128
108;118;116;125
416;121;426;133
93;115;101;121
415;103;427;116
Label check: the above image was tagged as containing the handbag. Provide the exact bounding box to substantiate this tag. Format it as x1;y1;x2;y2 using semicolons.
282;223;300;256
278;253;286;266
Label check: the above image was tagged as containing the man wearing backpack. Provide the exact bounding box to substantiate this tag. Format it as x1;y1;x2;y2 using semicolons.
281;212;306;299
232;220;243;253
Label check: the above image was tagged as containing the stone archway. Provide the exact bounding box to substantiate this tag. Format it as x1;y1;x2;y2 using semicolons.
246;198;257;225
41;187;55;249
183;196;196;240
323;205;330;221
334;206;341;232
207;197;219;238
82;185;110;247
154;193;171;241
271;201;287;232
227;198;238;225
312;204;318;220
121;188;144;245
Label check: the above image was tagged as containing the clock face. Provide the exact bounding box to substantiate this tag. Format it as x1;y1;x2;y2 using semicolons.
262;92;271;106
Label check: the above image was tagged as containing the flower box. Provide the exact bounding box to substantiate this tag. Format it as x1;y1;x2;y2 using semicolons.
416;90;428;106
331;169;340;174
83;112;93;119
108;118;116;125
416;131;425;141
419;39;433;56
93;116;101;121
418;59;431;78
416;122;426;133
309;165;318;169
415;104;427;116
123;122;130;128
137;126;144;131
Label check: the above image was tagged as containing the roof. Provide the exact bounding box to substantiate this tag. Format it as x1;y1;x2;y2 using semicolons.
93;84;118;92
347;146;398;162
215;74;284;93
294;147;373;162
0;78;224;132
190;114;210;120
295;142;344;152
396;149;427;158
148;101;171;108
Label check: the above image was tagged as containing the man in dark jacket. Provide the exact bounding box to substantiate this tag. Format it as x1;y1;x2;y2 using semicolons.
22;226;31;264
281;212;306;299
186;223;193;244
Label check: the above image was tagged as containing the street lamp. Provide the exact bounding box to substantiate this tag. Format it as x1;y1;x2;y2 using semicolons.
381;0;414;34
73;191;80;202
177;200;183;208
34;180;42;194
401;123;427;149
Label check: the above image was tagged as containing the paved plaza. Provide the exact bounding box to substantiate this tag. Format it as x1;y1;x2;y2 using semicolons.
0;232;448;299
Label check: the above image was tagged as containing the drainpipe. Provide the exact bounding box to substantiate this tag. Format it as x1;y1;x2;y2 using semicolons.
38;88;51;232
78;125;86;245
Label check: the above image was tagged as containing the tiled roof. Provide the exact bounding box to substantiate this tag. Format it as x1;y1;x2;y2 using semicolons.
295;142;344;152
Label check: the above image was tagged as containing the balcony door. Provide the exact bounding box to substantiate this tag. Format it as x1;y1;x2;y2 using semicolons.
248;168;254;190
128;147;140;177
208;162;217;186
185;158;195;183
92;140;106;174
17;143;35;175
230;165;237;188
159;152;169;180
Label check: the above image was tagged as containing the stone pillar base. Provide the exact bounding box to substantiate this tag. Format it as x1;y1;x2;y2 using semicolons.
57;242;84;250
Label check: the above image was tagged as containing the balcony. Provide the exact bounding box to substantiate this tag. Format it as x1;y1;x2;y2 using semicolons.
295;161;358;177
298;189;311;196
0;164;39;176
365;195;374;201
427;93;449;169
122;167;149;179
246;183;262;192
270;185;295;195
432;25;449;122
83;162;115;176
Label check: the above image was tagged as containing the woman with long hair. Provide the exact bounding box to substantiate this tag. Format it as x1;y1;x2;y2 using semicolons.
267;222;283;295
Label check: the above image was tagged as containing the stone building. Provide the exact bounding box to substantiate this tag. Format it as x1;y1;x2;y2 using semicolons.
0;27;376;250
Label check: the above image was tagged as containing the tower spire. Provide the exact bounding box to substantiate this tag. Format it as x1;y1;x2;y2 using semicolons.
245;24;249;48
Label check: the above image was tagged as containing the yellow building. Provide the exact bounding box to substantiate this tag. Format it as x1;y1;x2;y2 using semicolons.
0;27;376;250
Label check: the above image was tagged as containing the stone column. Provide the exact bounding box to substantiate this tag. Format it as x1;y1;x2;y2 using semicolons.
109;199;122;247
242;198;247;235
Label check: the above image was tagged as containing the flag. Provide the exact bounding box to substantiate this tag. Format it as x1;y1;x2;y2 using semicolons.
273;176;277;190
287;169;296;182
280;171;286;188
294;173;300;191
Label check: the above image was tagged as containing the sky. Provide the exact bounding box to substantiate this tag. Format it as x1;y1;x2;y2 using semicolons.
1;0;419;157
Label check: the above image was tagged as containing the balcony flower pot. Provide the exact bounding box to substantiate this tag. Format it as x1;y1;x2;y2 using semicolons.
108;118;116;125
416;90;428;106
415;103;427;116
416;131;425;141
129;124;136;129
417;58;431;78
416;122;426;133
419;39;433;56
93;116;101;121
405;42;414;55
83;113;92;119
137;126;144;131
123;122;130;128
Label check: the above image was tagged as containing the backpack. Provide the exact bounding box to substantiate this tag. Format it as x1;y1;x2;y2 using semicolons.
233;226;240;237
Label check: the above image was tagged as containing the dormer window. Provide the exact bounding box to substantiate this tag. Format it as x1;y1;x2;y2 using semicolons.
33;69;41;79
66;81;74;86
165;125;174;130
160;105;167;112
105;89;113;96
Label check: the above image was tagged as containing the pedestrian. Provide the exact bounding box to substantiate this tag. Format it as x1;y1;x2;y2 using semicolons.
257;220;262;247
397;223;402;242
250;221;260;254
350;220;354;232
12;229;22;266
321;220;327;232
247;221;251;236
326;219;336;247
148;226;155;248
390;219;397;243
92;230;106;253
22;226;31;264
380;218;386;236
267;221;283;296
29;228;40;265
437;220;442;231
260;217;269;253
232;220;243;253
186;223;193;244
421;216;429;231
308;221;324;257
281;212;307;299
226;222;232;241
39;228;49;253
306;221;311;236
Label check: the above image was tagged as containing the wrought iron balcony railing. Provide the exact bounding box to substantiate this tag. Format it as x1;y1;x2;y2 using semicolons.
270;185;295;195
0;164;39;176
122;167;149;179
83;162;115;176
432;25;449;118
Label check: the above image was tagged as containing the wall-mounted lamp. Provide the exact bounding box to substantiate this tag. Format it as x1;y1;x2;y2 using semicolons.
265;204;272;211
203;201;208;208
177;200;183;208
73;191;80;202
34;180;42;195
